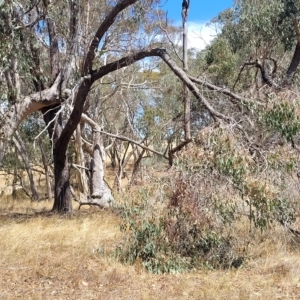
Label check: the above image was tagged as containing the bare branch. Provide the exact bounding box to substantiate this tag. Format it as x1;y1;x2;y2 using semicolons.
98;130;167;159
234;60;281;90
158;49;231;121
168;139;192;165
189;75;244;104
0;77;69;141
91;48;166;81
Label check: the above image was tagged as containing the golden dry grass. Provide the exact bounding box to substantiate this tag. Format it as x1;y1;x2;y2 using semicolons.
0;198;300;299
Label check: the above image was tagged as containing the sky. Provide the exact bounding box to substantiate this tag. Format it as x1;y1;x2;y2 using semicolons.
159;0;234;50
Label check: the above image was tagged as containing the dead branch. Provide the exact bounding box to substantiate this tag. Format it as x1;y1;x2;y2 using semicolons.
168;139;192;166
97;130;167;159
233;61;256;91
158;49;232;122
233;60;281;91
189;75;244;104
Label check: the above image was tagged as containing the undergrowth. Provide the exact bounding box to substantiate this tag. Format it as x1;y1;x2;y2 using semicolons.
114;124;299;274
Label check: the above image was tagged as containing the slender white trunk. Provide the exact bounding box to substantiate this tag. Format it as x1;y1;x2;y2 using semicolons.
182;0;191;140
75;125;89;201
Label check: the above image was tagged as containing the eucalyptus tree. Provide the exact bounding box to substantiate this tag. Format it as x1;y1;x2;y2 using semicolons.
0;0;233;213
208;0;300;89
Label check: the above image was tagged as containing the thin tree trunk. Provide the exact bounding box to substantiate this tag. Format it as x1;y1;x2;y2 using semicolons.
13;131;39;201
130;148;146;185
75;125;89;201
79;112;114;207
39;140;53;200
12;158;18;200
109;145;117;169
182;0;191;140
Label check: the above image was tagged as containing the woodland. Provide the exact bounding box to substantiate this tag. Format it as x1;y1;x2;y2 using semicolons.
1;0;300;298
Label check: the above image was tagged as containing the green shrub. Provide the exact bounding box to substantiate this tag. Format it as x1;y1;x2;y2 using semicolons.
115;174;244;273
114;126;298;273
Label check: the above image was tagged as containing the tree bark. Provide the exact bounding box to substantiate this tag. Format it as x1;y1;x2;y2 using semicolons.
81;113;114;207
0;75;69;141
52;149;72;212
42;105;73;213
286;17;300;83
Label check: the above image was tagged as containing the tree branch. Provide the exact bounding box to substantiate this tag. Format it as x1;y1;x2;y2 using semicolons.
158;49;231;121
0;78;70;141
58;47;232;159
91;48;166;81
189;75;244;104
82;0;138;74
97;130;167;159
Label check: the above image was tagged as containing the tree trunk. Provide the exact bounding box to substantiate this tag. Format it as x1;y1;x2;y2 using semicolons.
75;125;89;201
109;145;117;169
90;130;114;207
13;132;39;201
130;147;146;185
41;105;73;213
182;0;191;140
52;149;72;212
286;41;300;81
39;140;53;200
12;156;18;200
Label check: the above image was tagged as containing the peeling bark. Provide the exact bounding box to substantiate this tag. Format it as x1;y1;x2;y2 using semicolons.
90;130;114;207
80;113;114;208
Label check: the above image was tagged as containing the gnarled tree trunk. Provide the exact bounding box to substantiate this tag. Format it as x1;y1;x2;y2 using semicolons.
42;105;73;213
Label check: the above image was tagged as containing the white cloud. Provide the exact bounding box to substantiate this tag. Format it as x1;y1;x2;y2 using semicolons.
172;21;220;51
187;21;220;50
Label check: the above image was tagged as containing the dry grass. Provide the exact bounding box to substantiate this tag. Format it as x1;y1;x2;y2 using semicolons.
1;156;300;299
0;198;299;299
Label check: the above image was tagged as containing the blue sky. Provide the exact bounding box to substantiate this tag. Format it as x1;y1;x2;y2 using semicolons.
159;0;234;50
161;0;234;23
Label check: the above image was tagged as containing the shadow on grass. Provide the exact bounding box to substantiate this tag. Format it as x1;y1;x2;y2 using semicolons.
0;204;122;224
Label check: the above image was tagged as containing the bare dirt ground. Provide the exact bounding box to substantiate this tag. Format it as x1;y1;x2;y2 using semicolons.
0;199;300;300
